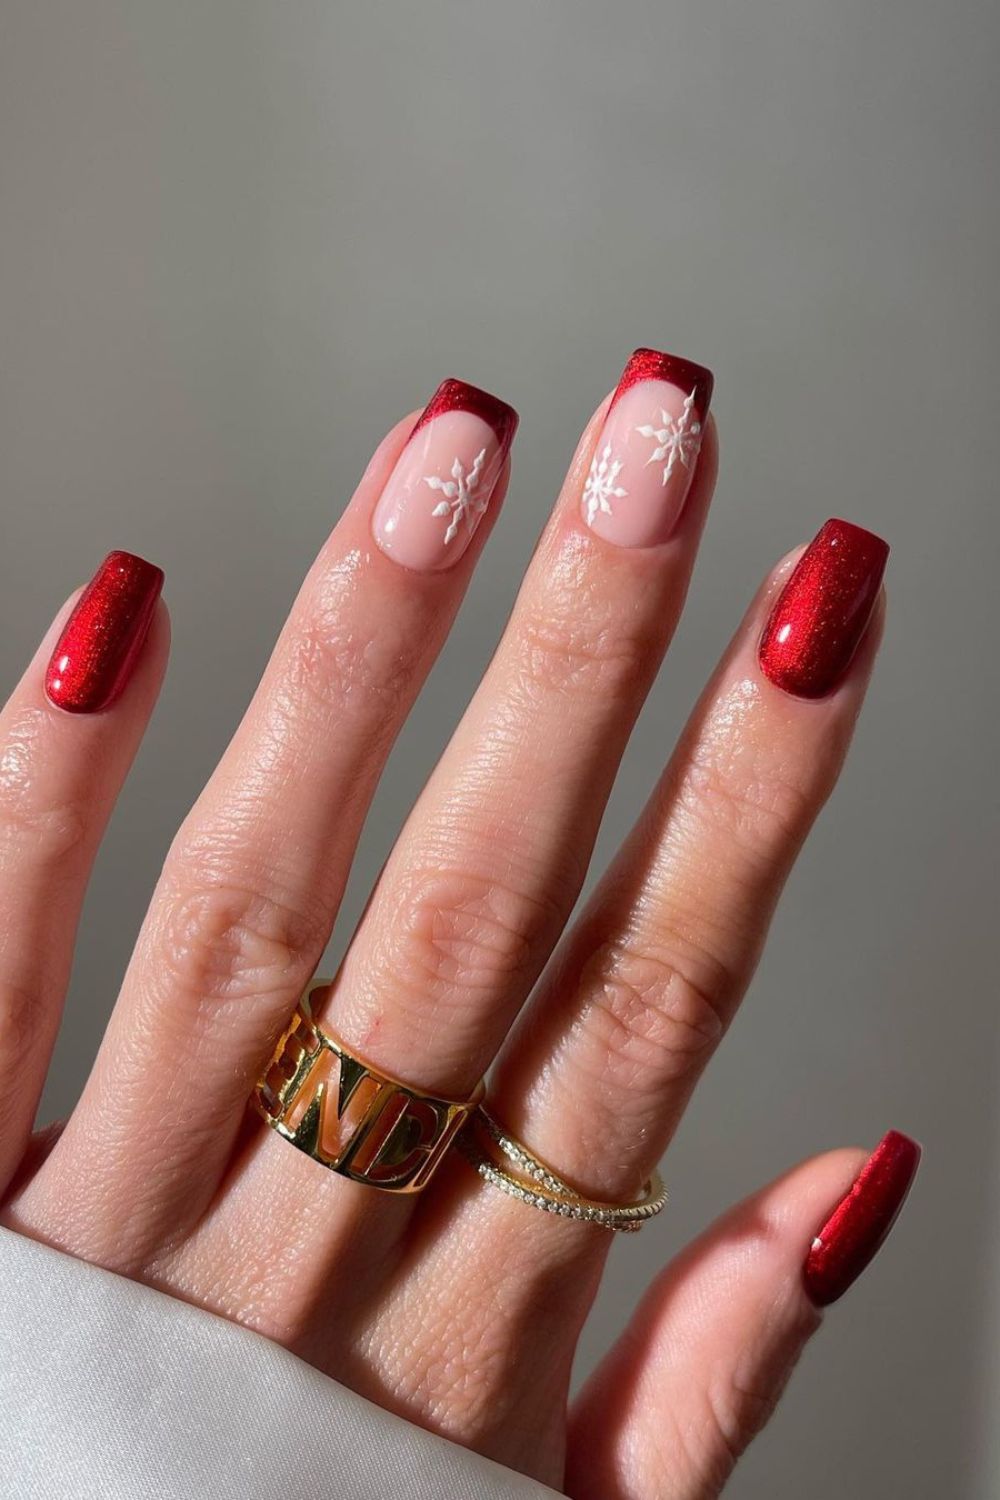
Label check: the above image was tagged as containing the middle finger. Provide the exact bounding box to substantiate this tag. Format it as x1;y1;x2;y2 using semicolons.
316;348;717;1095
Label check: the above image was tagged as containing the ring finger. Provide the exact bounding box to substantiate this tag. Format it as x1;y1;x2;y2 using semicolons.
372;520;889;1462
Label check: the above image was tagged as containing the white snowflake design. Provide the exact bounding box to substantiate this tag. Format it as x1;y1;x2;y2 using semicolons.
424;448;489;545
635;388;703;486
583;443;628;525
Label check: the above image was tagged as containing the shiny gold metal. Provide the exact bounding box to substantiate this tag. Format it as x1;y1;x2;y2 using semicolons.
254;982;484;1192
458;1106;667;1232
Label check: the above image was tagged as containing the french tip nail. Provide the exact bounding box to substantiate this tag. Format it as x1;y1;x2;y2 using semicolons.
375;381;514;571
582;347;713;549
803;1129;921;1308
613;347;715;416
411;378;519;453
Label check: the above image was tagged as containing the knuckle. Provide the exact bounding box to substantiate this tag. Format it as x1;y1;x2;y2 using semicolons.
682;747;817;858
708;1378;775;1464
383;865;562;1009
575;936;727;1093
699;1301;819;1475
512;595;655;704
0;708;89;864
154;856;327;1008
0;792;89;868
669;1406;737;1499
281;591;417;725
705;1350;807;1470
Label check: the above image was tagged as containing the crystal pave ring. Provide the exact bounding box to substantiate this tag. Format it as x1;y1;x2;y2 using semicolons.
458;1107;668;1232
254;982;484;1193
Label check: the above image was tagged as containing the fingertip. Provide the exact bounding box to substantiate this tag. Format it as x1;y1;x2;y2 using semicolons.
803;1131;921;1308
757;519;888;700
43;551;164;716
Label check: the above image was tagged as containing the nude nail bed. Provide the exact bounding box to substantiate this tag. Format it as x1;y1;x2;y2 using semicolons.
372;379;518;572
581;347;714;548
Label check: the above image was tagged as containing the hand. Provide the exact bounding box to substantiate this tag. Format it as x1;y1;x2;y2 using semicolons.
0;352;917;1498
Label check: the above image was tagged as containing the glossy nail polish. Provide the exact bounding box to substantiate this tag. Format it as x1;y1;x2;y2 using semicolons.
45;550;163;713
372;379;518;571
581;347;714;547
758;519;889;699
804;1131;921;1307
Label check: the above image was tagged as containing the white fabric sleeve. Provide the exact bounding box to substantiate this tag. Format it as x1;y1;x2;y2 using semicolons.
0;1227;562;1499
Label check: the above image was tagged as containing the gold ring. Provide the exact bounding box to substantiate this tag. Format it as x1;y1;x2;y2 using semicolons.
254;982;484;1193
458;1107;667;1232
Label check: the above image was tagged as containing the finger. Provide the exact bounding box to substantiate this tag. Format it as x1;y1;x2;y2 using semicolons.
320;349;717;1096
491;519;888;1199
565;1135;921;1500
159;348;717;1335
13;381;516;1257
0;552;166;1192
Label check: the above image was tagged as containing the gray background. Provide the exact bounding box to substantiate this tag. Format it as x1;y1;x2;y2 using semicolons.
1;2;997;1495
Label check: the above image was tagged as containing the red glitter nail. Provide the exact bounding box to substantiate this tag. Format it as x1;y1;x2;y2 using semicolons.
45;551;163;714
758;518;888;699
609;347;714;421
409;378;519;458
804;1131;921;1307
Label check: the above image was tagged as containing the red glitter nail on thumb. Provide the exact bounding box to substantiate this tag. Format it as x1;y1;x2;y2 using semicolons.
804;1131;921;1307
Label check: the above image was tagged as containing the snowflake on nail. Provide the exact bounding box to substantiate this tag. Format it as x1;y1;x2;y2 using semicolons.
425;448;489;545
583;443;628;525
635;389;703;486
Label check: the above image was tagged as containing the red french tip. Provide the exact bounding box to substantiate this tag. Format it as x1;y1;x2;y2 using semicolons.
45;550;164;714
803;1131;921;1307
610;346;715;420
758;518;889;699
409;378;519;458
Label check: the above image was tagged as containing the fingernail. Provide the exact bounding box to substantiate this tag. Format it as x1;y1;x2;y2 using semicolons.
804;1131;921;1307
372;379;518;571
581;347;714;547
758;518;889;699
45;550;163;713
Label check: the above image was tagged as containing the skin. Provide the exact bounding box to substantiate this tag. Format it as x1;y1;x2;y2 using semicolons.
0;394;885;1498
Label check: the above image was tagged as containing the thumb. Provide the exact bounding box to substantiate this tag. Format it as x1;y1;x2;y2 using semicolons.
565;1133;920;1500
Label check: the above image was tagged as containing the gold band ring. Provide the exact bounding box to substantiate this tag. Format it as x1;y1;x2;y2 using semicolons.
254;982;484;1193
458;1107;668;1232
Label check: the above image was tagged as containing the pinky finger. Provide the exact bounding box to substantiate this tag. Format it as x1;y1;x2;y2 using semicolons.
0;551;166;1193
565;1134;920;1500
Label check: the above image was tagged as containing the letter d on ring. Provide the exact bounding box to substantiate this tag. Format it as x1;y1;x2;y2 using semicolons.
254;984;482;1193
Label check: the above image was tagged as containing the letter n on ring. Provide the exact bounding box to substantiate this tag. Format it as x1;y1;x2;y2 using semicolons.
256;1006;467;1192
